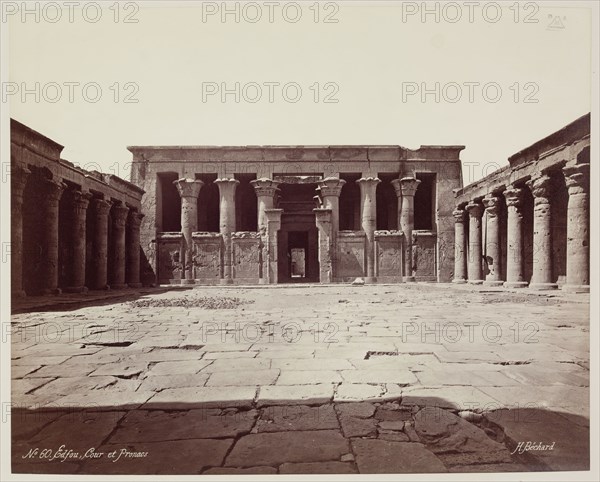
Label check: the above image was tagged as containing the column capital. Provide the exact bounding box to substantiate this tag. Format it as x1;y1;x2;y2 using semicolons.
397;177;421;197
465;200;484;218
452;207;466;222
11;164;31;196
214;177;240;188
91;197;113;216
127;210;145;229
503;185;525;208
251;178;280;197
526;174;552;204
356;176;381;189
174;178;204;199
70;190;93;210
41;178;66;203
563;161;589;195
111;202;130;227
482;194;501;216
317;177;346;197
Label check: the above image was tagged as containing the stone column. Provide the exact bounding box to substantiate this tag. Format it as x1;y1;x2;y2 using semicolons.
251;178;280;284
126;211;144;288
215;178;239;284
90;198;112;290
64;190;92;293
356;177;381;283
109;202;130;289
39;179;66;295
562;161;590;292
465;200;484;284
503;185;528;288
452;206;467;284
314;208;333;283
526;174;557;290
265;208;283;284
174;178;203;284
482;194;503;286
11;164;30;298
395;177;421;282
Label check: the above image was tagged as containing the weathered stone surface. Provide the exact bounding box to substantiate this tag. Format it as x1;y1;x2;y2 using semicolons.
402;386;499;410
279;461;357;474
341;369;417;385
109;409;257;442
137;373;209;391
339;416;377;438
256;404;338;432
351;439;446;473
89;363;147;378
257;385;333;407
414;407;512;464
206;369;279;386
378;430;410;442
334;383;385;402
375;405;413;421
147;386;256;409
335;402;376;418
378;420;404;431
146;360;213;376
276;370;342;385
225;430;348;467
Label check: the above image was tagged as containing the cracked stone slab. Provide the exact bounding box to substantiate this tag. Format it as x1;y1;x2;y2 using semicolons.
335;402;376;419
89;363;148;378
225;430;348;467
276;370;342;385
205;358;271;372
50;390;156;411
146;386;256;409
80;439;234;474
109;409;257;442
206;369;279;386
257;385;333;407
271;358;354;371
334;383;385;402
146;360;213;376
137;373;209;391
351;439;447;473
256;404;339;432
401;386;500;410
339;415;378;438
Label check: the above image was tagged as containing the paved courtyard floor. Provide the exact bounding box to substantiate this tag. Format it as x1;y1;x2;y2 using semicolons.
10;283;590;474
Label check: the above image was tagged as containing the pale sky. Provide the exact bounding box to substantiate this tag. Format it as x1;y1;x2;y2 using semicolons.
6;1;593;185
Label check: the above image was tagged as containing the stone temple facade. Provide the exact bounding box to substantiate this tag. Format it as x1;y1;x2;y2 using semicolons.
10;120;145;297
128;145;464;286
453;113;590;293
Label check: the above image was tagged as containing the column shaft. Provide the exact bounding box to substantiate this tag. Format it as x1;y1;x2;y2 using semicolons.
64;190;91;293
251;178;280;284
452;207;467;283
317;177;345;280
174;179;204;284
110;203;130;289
11;165;30;297
466;201;484;284
483;195;503;286
562;161;590;292
503;186;528;288
527;174;557;290
39;179;66;295
357;177;381;283
90;198;112;290
126;211;144;288
215;178;239;284
394;177;421;282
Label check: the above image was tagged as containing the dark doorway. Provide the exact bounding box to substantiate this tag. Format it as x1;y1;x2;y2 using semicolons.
288;231;308;279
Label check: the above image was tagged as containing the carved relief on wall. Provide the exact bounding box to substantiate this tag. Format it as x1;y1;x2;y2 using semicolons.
335;232;366;279
375;231;403;279
232;233;261;280
157;234;183;284
414;232;437;280
192;234;222;281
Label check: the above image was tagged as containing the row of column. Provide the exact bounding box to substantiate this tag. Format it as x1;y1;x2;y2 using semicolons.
173;175;423;284
12;165;144;297
453;160;589;292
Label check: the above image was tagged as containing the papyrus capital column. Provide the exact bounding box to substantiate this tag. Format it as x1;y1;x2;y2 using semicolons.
452;206;467;284
264;208;283;284
109;202;130;289
126;211;144;288
174;178;203;284
39;179;66;295
90;198;112;290
562;161;590;292
215;178;239;284
526;174;557;290
394;177;421;282
64;190;92;293
317;177;346;233
251;178;280;233
11;164;30;298
356;177;381;283
482;194;503;286
465;200;484;284
503;185;528;288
